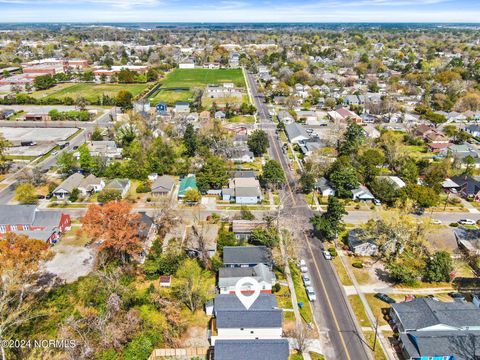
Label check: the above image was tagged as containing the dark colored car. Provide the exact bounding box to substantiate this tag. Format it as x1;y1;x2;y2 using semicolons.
448;292;466;302
374;293;396;304
45;193;53;199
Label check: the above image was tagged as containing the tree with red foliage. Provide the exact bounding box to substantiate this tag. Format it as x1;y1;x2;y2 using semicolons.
82;201;145;264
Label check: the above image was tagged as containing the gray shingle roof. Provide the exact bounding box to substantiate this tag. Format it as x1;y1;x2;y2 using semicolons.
214;294;282;329
223;246;272;266
53;173;84;193
105;179;130;192
285;122;309;141
400;330;480;360
214;339;289;360
218;264;276;288
0;205;37;225
392;298;480;331
151;175;175;193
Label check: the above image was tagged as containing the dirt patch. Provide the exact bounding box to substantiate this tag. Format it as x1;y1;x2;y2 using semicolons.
43;244;95;283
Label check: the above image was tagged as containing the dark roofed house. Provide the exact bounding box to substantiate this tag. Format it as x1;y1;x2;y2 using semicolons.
399;330;480;360
210;293;283;345
391;298;480;360
218;263;276;294
223;246;273;269
214;339;289;360
450;175;480;201
390;298;480;333
346;229;378;256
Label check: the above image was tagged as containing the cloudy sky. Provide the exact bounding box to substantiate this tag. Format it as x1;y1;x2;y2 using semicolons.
0;0;479;23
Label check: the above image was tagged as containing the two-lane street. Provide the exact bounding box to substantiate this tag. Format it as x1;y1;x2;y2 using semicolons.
247;70;373;360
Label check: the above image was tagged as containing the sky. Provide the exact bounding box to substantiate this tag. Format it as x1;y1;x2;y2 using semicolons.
0;0;480;23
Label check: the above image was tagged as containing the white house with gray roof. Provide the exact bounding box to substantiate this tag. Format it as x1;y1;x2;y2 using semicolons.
209;293;283;345
218;263;276;294
214;339;289;360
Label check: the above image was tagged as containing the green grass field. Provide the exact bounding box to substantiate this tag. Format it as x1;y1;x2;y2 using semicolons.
150;68;245;106
161;68;245;88
32;83;150;102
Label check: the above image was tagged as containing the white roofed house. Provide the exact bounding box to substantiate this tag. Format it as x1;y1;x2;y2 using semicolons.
87;141;122;160
352;185;375;201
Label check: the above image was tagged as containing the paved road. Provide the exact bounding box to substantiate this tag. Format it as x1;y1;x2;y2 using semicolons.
247;71;372;360
344;210;480;225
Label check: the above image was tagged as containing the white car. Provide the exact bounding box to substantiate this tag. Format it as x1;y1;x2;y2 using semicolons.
431;219;442;225
323;250;332;260
300;265;308;273
306;286;316;301
299;259;306;267
458;219;476;226
302;273;311;286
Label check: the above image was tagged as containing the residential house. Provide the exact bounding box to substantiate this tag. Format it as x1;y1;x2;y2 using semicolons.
175;102;190;113
332;107;362;123
179;58;195;69
224;174;262;204
0;205;71;244
87;141;122;160
223;246;273;269
390;298;480;360
178;175;198;199
466;125;480;138
295;110;317;123
315;177;335;197
53;173;103;199
378;176;406;189
103;179;131;198
229;148;254;163
77;174;105;196
215;111;226;119
186;223;220;258
453;228;480;255
218;263;276;294
213;339;289;360
346;229;378;256
450;175;480;201
151;175;176;197
209;293;283;345
232;220;267;241
352;185;375;201
277;110;295;124
284;123;309;144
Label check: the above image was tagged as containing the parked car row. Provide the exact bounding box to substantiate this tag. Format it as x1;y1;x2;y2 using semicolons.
299;259;316;302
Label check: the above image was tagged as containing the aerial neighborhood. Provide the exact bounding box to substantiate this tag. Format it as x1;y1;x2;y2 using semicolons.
1;19;480;360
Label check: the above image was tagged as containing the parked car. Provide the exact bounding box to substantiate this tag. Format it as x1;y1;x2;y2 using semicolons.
431;219;442;225
373;199;381;206
302;273;311;286
299;259;306;267
448;292;466;302
306;286;316;302
323;250;332;260
458;219;476;225
300;265;308;273
374;293;396;304
52;151;59;156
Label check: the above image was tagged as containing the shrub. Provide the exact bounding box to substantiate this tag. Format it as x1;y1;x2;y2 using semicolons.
329;248;338;257
136;182;151;193
449;222;459;227
352;262;364;269
272;283;281;293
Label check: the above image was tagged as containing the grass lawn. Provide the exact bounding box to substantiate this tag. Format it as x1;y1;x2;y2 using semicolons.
348;295;372;328
32;82;150;102
331;256;353;286
276;285;293;309
161;68;245;88
227;115;255;123
289;352;304;360
346;257;372;285
364;293;393;327
289;261;314;324
363;331;388;360
309;352;325;360
148;88;193;105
